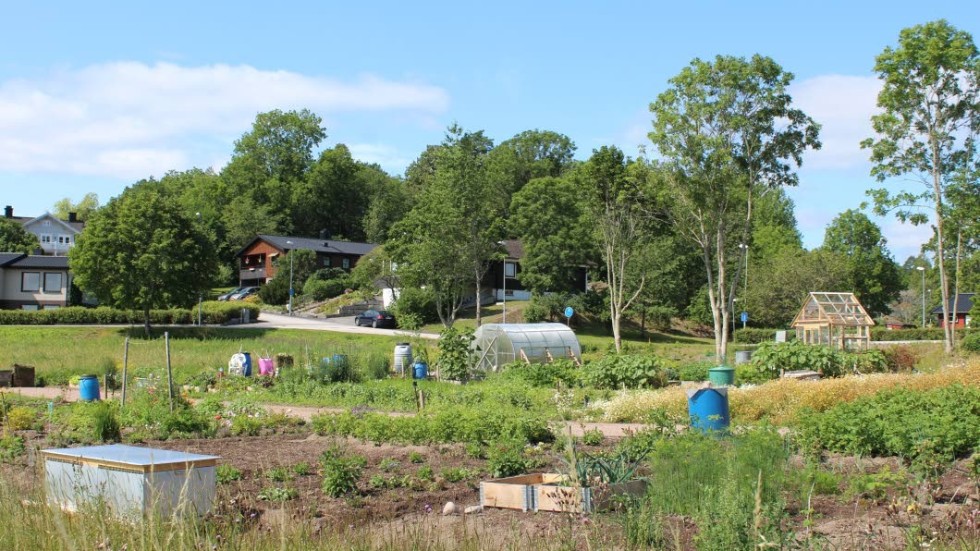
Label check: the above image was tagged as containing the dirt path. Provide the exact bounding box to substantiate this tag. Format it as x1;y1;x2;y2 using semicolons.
2;387;647;440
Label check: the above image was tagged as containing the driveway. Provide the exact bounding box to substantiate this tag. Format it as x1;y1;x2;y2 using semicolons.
240;312;439;340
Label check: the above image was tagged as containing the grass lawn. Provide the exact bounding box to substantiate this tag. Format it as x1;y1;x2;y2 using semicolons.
0;326;417;386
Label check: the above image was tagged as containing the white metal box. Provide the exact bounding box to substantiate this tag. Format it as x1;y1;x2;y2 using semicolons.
42;444;218;518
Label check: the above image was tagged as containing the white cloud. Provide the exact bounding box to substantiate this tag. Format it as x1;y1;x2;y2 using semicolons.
0;62;449;179
789;75;881;169
346;143;414;174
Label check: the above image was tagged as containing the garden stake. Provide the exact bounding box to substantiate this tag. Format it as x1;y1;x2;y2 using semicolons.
121;337;129;409
165;331;174;413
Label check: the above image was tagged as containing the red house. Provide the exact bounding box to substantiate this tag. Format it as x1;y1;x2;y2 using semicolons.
236;235;377;286
931;293;975;328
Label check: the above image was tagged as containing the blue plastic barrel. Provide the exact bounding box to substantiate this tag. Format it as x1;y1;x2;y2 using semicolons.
79;375;100;401
332;354;349;369
413;361;428;380
686;387;730;432
241;352;252;377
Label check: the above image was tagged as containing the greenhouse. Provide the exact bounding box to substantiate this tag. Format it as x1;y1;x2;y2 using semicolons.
790;292;875;351
471;323;581;372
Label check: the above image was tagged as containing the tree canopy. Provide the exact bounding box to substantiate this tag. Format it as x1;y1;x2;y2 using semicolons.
0;219;40;254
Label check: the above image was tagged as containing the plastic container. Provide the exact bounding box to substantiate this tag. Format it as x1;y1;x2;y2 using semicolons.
258;358;275;376
241;352;252;377
708;366;735;386
686;387;730;433
394;343;413;375
734;350;753;365
413;361;428;380
78;375;100;402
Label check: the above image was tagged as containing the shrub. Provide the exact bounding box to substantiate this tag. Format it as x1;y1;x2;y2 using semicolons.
581;428;604;446
744;341;844;382
91;402;121;442
392;287;439;324
0;303;257;325
676;361;712;382
500;360;579;387
5;406;38;431
437;327;475;382
733;328;796;344
0;435;25;461
303;279;346;301
580;355;670;389
522;299;549;323
880;345;919;371
644;305;676;332
870;327;947;341
961;332;980;353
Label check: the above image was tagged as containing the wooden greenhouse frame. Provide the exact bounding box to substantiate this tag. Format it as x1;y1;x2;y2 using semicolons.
790;292;875;351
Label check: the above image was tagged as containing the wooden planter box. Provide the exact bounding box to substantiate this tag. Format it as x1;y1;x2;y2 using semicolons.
12;365;35;387
0;370;12;387
481;473;647;513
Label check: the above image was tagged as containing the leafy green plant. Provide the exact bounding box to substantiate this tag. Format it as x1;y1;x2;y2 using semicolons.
265;466;293;482
258;486;298;502
844;466;907;501
408;451;425;464
378;457;400;472
440;467;477;483
415;465;434;482
292;462;312;476
5;406;38;431
581;428;604;446
500;360;579;387
437;327;475;382
321;450;366;498
580;355;669;389
0;434;25;461
486;438;530;478
216;464;243;484
91;402;121;442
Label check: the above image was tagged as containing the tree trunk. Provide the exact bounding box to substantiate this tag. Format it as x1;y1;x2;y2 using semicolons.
474;272;482;328
932;153;953;354
951;230;962;345
143;305;151;338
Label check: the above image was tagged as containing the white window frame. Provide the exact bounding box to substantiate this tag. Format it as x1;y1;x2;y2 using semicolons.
504;261;516;278
40;234;52;244
342;258;350;269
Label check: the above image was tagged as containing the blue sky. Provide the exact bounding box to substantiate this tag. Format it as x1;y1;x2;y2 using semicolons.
1;1;977;260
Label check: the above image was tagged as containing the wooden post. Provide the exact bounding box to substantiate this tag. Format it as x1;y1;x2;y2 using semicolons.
121;337;129;409
165;332;174;413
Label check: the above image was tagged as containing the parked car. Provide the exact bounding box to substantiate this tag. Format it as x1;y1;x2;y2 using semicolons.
229;287;259;300
217;287;245;301
354;309;396;328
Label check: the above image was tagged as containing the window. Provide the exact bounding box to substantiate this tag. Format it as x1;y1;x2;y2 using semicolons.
58;235;71;244
40;234;52;244
44;272;63;293
21;272;40;292
22;305;39;311
504;261;516;278
342;258;350;269
43;305;60;310
322;257;331;267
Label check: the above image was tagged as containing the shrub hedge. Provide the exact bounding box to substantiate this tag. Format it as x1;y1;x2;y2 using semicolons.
732;328;796;344
0;302;259;325
870;327;950;341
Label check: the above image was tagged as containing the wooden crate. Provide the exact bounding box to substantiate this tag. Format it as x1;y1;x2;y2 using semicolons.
12;365;35;387
481;473;647;513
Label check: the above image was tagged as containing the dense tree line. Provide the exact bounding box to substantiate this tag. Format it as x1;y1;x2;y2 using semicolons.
58;19;978;356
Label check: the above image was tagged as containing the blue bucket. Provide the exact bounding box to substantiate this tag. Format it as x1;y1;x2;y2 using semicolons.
413;361;428;380
241;352;252;376
79;375;100;402
686;387;730;432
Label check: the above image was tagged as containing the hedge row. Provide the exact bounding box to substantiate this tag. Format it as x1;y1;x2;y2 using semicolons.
870;327;953;341
0;302;259;325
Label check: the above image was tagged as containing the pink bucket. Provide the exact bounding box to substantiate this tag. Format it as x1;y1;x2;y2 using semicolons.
258;358;275;376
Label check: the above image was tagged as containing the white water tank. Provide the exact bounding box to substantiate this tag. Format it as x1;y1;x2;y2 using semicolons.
393;343;413;375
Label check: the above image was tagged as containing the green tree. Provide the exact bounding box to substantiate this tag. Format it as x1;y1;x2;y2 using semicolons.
862;20;980;353
743;248;850;327
69;182;217;334
821;209;903;317
509;176;594;294
221;109;327;233
292;144;371;239
0;219;39;254
649;54;820;361
577;146;656;352
388;125;503;327
363;177;411;244
489;129;577;198
52;192;100;221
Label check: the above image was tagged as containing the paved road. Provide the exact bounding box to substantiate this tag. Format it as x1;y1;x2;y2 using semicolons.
239;311;440;340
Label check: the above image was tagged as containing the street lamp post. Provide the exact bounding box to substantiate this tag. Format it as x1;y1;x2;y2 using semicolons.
916;266;926;327
498;241;507;323
286;240;294;316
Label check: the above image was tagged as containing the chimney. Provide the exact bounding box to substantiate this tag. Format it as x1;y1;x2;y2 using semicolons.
4;206;11;218
68;212;77;222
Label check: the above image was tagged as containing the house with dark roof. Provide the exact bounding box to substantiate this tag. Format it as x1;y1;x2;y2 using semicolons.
931;293;975;329
235;235;378;286
4;205;85;256
0;253;71;309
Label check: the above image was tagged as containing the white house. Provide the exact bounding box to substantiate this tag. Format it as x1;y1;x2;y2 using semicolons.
4;206;84;256
0;253;71;310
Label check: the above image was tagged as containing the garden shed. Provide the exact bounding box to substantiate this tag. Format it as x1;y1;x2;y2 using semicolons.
790;292;874;351
472;323;581;372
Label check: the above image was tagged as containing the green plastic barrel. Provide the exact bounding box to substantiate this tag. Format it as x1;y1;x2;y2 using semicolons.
708;366;735;386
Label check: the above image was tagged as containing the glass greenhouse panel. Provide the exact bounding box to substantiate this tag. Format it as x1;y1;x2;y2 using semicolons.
472;323;581;371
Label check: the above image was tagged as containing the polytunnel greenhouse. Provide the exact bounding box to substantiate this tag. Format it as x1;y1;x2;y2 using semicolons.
471;323;581;371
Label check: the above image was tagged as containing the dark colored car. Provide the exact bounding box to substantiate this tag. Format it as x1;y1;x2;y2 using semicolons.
229;286;260;300
354;309;396;328
217;287;245;301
